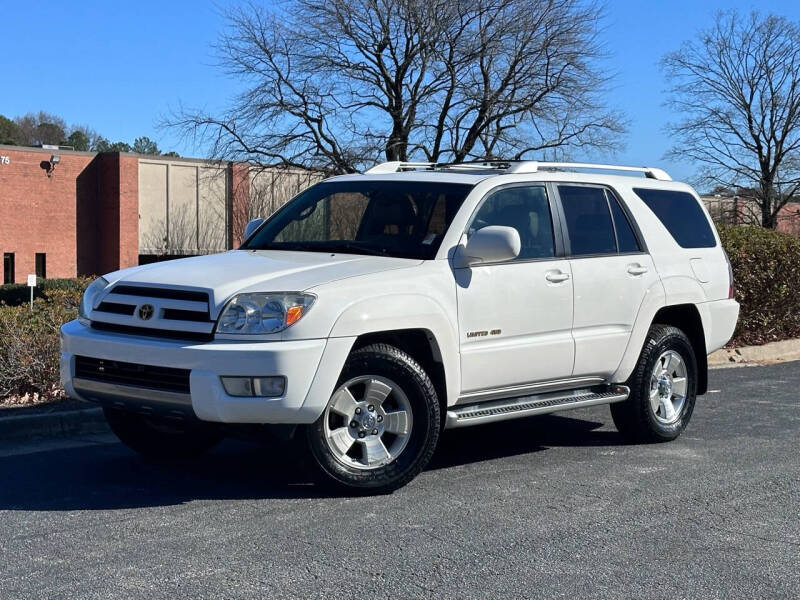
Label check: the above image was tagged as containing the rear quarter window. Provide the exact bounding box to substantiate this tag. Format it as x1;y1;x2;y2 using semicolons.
632;188;716;248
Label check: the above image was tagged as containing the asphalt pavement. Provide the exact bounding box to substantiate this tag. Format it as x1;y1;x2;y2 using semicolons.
1;363;798;599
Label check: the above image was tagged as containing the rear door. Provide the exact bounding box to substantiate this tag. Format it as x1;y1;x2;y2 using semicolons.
554;184;659;378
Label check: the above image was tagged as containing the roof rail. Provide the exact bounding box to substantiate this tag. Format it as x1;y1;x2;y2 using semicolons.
363;160;672;181
364;161;436;174
507;161;672;181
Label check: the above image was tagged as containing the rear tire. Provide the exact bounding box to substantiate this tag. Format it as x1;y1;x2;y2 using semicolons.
305;343;440;493
611;324;697;442
104;407;222;459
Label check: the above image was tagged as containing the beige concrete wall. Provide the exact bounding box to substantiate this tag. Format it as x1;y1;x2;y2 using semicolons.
198;167;227;253
138;162;169;254
138;158;229;255
168;164;199;254
138;158;321;256
249;168;322;220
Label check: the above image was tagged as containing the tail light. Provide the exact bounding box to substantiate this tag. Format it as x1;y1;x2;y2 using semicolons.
723;250;735;299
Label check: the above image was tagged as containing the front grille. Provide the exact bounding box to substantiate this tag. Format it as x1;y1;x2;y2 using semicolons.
96;301;136;315
110;285;209;303
75;355;191;394
90;283;214;341
162;308;209;322
90;321;214;342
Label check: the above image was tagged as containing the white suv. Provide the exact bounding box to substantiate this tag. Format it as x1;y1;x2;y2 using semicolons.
61;161;739;492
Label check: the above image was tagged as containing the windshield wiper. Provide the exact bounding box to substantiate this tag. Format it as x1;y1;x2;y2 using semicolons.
327;242;388;256
252;241;388;257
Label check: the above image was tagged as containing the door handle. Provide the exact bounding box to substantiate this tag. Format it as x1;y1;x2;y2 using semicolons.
627;264;649;276
545;270;570;283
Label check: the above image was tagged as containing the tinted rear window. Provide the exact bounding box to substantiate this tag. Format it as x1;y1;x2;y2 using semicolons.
558;185;616;255
608;191;641;253
633;188;716;248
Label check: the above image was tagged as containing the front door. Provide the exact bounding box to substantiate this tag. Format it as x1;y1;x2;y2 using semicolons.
455;185;575;395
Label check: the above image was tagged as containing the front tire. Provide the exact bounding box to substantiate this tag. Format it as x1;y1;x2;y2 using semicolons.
611;324;698;442
104;407;222;459
306;343;441;493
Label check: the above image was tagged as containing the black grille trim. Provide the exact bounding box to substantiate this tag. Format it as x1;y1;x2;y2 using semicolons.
111;285;209;303
96;301;136;315
162;308;210;322
90;321;213;343
75;356;191;394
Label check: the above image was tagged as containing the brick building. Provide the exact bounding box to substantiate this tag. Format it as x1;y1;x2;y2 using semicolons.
701;194;800;235
0;145;317;284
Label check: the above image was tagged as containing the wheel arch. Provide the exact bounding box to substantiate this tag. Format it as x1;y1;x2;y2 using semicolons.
351;329;448;421
327;294;460;408
651;304;708;395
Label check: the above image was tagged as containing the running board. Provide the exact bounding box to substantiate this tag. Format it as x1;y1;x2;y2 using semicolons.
444;385;630;429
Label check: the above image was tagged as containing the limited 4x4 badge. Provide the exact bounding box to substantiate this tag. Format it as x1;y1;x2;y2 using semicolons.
467;329;501;338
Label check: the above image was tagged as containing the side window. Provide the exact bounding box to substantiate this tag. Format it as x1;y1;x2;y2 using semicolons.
607;190;641;253
468;186;555;260
633;188;716;248
558;185;616;256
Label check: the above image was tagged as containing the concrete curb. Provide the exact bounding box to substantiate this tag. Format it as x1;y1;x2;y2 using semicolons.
0;406;108;442
709;338;800;368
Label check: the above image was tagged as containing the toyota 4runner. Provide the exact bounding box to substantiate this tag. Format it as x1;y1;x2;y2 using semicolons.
60;161;739;492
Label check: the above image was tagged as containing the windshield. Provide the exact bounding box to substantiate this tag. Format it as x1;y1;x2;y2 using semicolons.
242;180;473;259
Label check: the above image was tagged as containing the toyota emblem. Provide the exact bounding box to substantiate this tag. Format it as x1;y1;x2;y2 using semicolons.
137;304;155;320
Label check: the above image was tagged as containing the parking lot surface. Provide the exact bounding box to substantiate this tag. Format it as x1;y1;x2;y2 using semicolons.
1;363;798;599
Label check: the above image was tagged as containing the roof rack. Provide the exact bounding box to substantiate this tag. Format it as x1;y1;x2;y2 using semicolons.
364;161;437;173
364;160;672;181
507;161;672;181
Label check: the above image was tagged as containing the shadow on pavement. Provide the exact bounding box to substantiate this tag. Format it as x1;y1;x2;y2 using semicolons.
429;413;618;470
0;413;620;511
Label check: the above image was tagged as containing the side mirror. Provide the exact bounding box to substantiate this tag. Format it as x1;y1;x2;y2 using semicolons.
454;226;521;268
243;218;265;241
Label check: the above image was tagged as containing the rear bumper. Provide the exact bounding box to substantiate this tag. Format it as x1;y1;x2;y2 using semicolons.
60;320;354;424
701;298;740;353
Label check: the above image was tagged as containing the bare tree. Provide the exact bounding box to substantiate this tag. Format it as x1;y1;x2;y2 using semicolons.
235;166;322;241
664;11;800;228
423;0;622;162
168;0;624;173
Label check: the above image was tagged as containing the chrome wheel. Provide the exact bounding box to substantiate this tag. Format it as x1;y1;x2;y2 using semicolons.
323;375;413;470
649;350;688;424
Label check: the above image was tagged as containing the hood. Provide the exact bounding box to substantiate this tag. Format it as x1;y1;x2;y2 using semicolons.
106;250;420;312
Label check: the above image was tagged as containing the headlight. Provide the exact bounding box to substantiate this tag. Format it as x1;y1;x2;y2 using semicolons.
78;277;109;324
216;293;315;335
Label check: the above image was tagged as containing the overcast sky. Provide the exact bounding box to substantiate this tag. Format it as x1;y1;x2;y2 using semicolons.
3;0;800;183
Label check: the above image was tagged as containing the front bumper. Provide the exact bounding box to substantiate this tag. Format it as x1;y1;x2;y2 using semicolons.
60;320;354;424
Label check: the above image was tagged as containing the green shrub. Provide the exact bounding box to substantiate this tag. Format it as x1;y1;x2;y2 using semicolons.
719;225;800;346
0;277;91;307
0;288;84;401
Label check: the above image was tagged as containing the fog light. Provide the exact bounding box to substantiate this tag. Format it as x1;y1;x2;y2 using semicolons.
221;376;286;397
253;376;286;397
221;377;253;397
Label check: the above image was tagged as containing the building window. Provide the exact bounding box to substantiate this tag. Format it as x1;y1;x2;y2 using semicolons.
3;253;14;284
35;253;46;279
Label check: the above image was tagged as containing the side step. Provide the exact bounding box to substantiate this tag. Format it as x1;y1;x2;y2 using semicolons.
444;385;630;429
